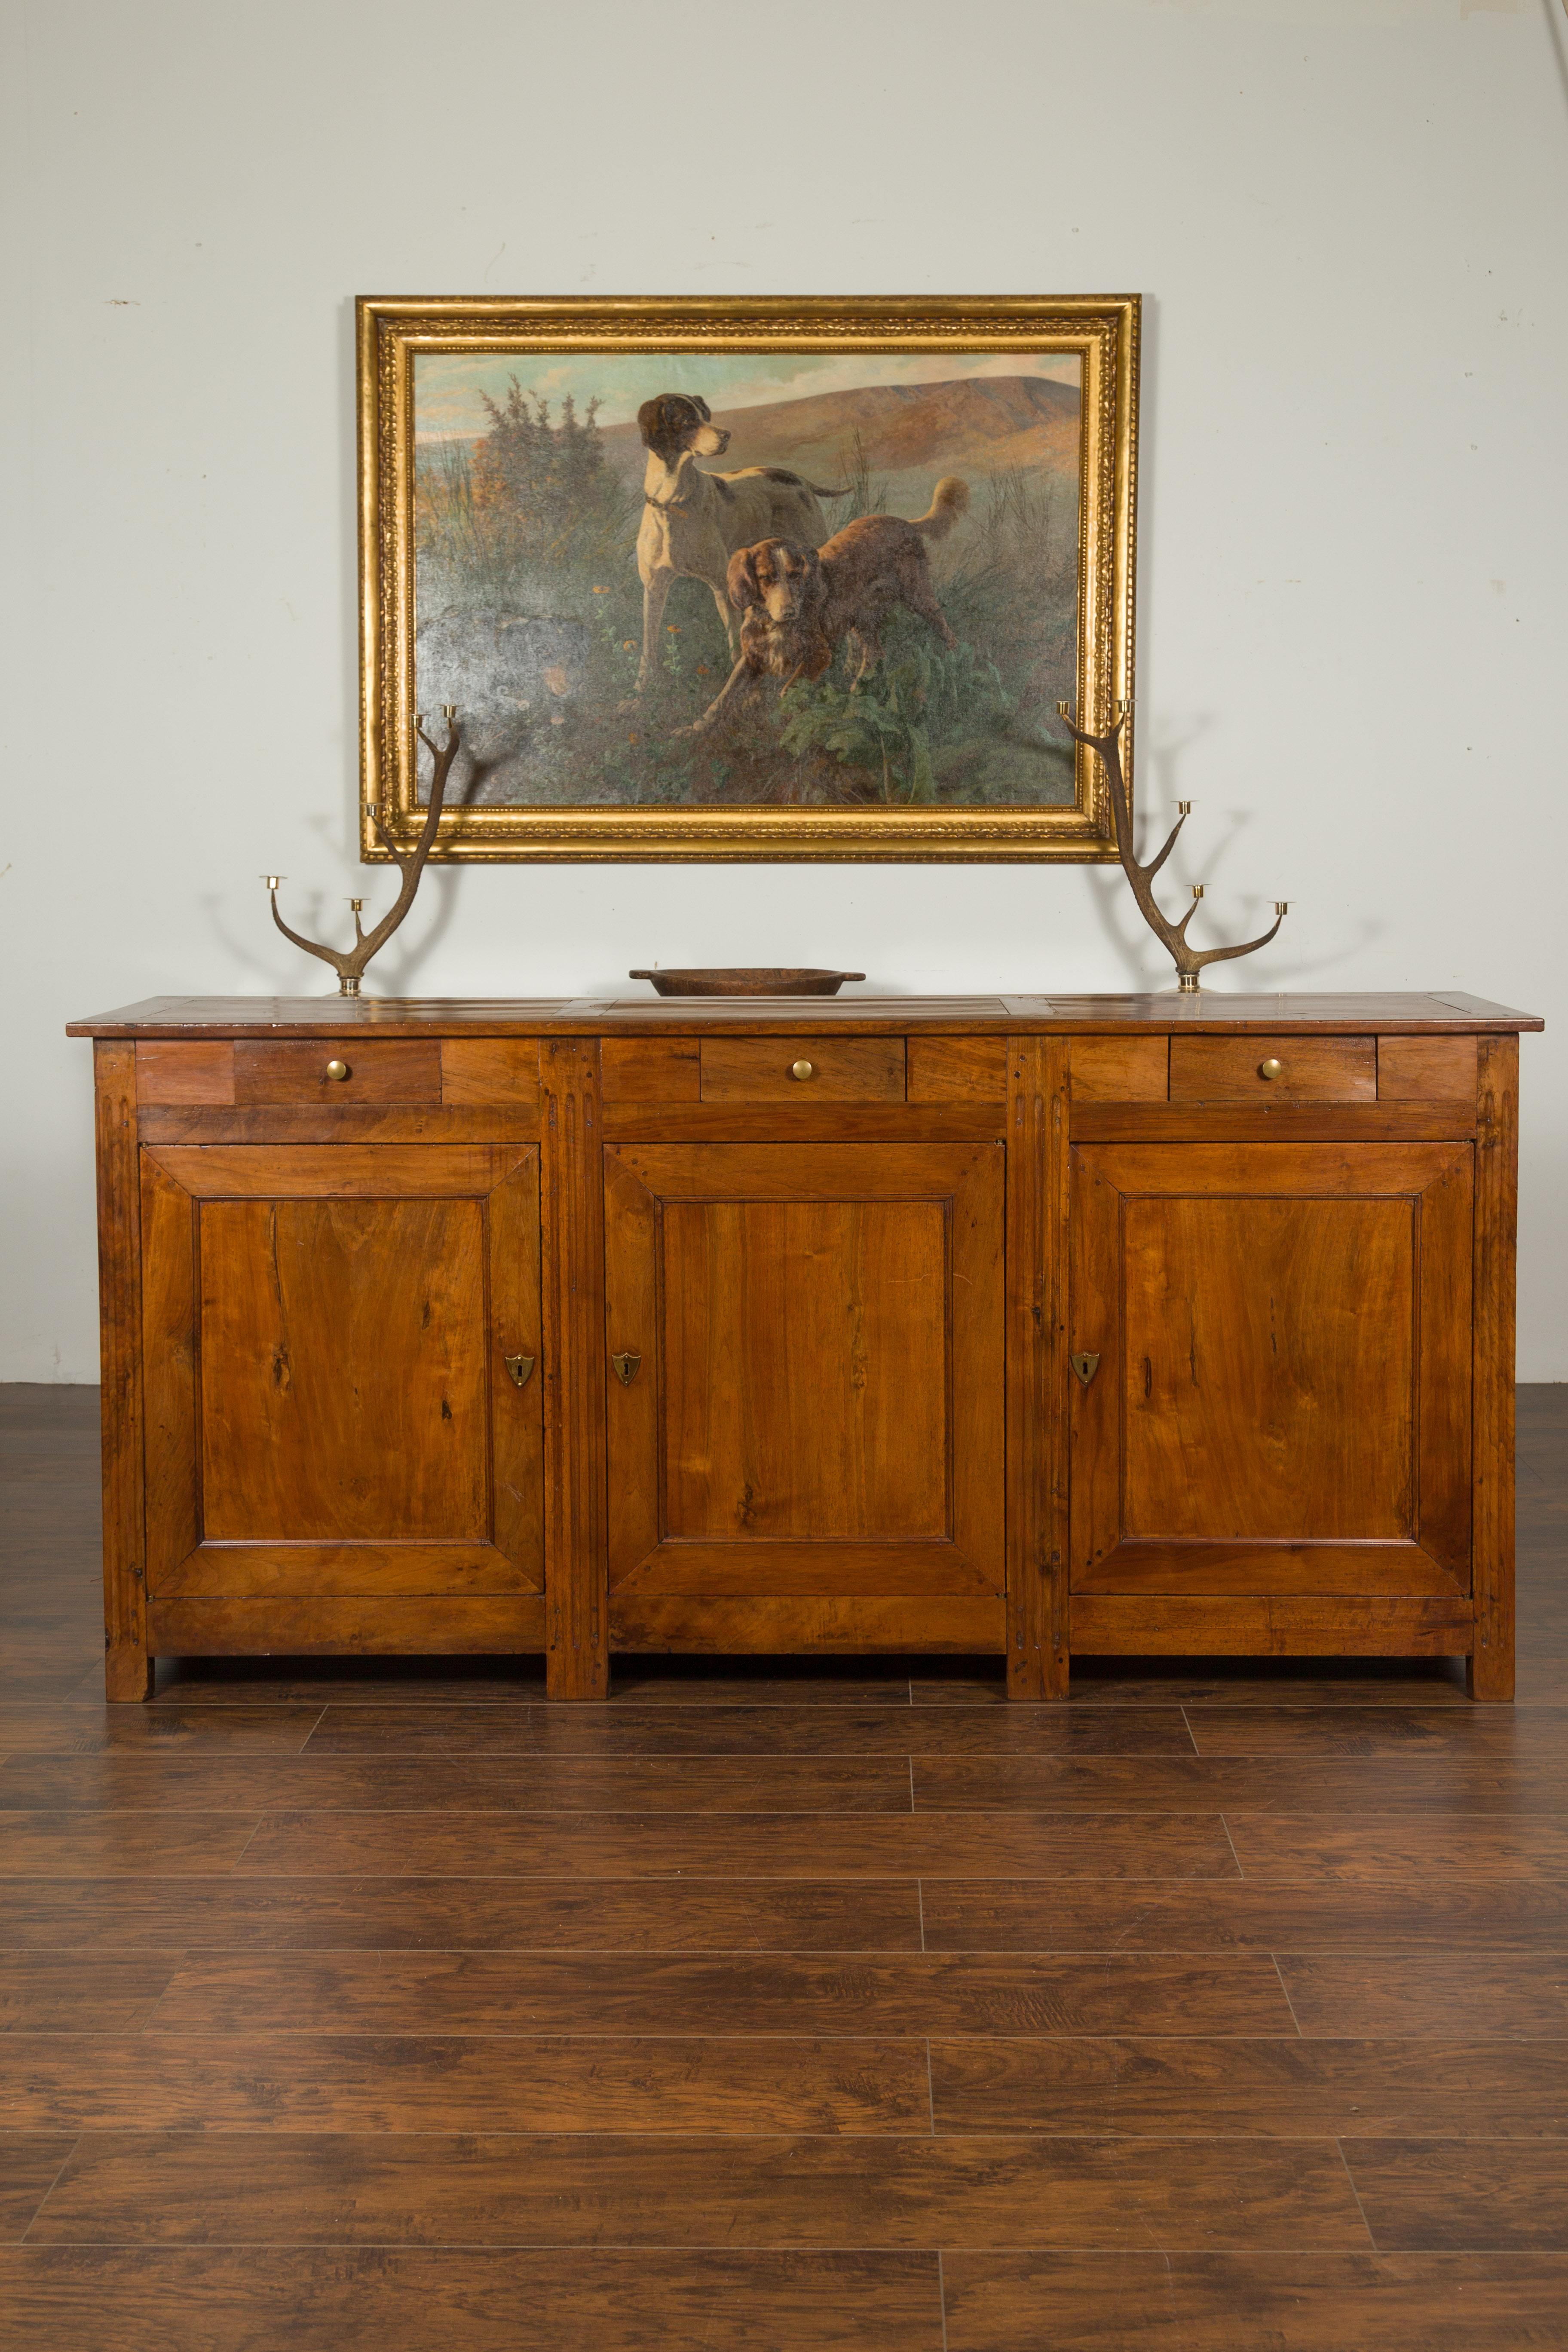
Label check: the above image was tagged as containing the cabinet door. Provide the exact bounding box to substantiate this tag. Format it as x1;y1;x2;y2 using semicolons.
1070;1142;1472;1597
603;1143;1004;1640
140;1145;542;1601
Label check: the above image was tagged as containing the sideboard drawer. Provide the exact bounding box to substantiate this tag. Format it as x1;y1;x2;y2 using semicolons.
137;1042;236;1104
700;1037;906;1103
1378;1036;1478;1105
1072;1038;1170;1101
1170;1036;1376;1103
233;1039;443;1105
441;1038;541;1107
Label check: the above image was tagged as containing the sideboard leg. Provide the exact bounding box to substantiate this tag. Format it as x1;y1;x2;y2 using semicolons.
547;1645;609;1703
93;1041;153;1703
105;1643;154;1703
1467;1647;1513;1704
1008;1634;1069;1703
541;1038;611;1703
1470;1035;1518;1705
1006;1038;1071;1702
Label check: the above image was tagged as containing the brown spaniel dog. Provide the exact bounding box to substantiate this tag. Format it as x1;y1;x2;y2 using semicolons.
726;476;970;688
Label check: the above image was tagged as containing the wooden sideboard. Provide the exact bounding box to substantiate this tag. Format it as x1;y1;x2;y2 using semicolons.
68;991;1542;1702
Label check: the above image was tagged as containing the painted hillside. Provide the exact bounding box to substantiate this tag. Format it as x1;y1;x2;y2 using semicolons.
598;374;1081;499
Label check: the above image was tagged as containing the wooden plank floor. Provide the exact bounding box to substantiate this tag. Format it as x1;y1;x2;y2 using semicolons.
1;1383;1566;2349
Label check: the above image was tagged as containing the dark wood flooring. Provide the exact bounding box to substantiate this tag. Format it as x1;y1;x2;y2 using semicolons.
2;1382;1566;2348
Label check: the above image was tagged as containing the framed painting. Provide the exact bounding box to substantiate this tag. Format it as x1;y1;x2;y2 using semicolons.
357;295;1139;862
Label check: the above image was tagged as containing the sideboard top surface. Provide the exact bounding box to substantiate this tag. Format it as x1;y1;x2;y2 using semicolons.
67;991;1543;1040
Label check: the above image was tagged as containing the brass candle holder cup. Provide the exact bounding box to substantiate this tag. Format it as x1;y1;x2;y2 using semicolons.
1057;701;1288;992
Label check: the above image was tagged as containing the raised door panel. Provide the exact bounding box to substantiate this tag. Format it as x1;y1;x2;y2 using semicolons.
198;1198;490;1541
1069;1141;1472;1598
604;1142;1004;1612
141;1144;543;1600
661;1197;949;1542
1121;1194;1415;1543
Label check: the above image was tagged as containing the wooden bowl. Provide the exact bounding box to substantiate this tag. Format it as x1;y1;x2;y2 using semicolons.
628;968;866;998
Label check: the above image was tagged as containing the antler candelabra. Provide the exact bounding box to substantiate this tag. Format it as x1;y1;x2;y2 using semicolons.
1057;701;1288;992
264;710;462;996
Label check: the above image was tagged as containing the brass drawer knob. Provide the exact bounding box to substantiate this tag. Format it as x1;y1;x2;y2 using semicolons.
1258;1057;1284;1081
325;1059;351;1083
790;1059;815;1082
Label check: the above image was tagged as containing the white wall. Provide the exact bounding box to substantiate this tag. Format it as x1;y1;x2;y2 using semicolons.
2;0;1565;1379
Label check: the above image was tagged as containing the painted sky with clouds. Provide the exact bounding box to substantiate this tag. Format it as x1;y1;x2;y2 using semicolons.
414;348;1080;439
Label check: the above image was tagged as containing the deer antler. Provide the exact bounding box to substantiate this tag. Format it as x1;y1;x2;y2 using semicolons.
265;711;462;995
1057;702;1287;993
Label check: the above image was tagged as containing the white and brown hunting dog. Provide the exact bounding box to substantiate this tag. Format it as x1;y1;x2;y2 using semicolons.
634;392;843;692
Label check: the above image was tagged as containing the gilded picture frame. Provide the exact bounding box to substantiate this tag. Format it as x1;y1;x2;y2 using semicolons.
358;294;1139;863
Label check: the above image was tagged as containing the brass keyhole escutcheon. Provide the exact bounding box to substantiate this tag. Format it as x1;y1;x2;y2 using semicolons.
503;1354;534;1391
1070;1352;1101;1388
325;1059;351;1083
612;1351;641;1387
1258;1057;1284;1082
790;1059;815;1082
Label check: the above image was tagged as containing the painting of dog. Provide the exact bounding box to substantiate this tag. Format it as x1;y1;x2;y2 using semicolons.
736;479;968;674
366;296;1141;858
634;392;844;692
